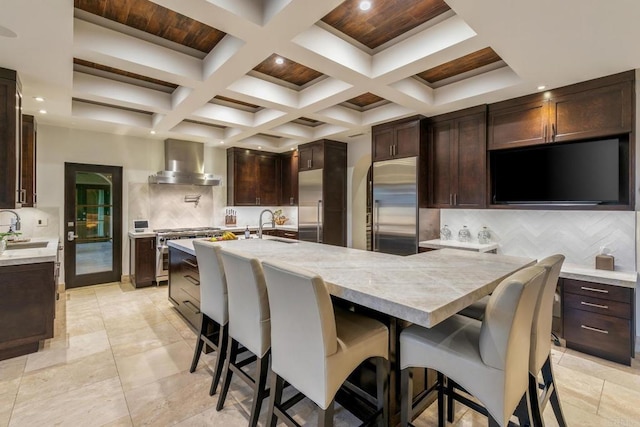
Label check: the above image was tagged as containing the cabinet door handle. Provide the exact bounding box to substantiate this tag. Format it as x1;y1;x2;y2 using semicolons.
184;274;200;286
544;124;547;142
290;196;294;205
182;259;198;269
308;159;311;169
580;286;608;294
581;324;608;334
257;197;261;205
449;194;453;205
580;301;608;309
183;300;200;314
453;194;457;206
19;189;26;204
389;145;393;157
552;123;556;141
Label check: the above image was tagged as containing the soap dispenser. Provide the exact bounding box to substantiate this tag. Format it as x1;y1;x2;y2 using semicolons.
244;226;250;239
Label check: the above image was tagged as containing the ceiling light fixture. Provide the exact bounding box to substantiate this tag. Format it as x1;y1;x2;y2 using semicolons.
219;141;224;144
258;146;262;150
537;85;546;90
38;109;47;114
34;96;45;102
359;1;372;11
275;57;284;65
150;130;156;135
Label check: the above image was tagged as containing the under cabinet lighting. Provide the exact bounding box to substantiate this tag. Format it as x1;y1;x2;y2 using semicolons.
359;1;372;11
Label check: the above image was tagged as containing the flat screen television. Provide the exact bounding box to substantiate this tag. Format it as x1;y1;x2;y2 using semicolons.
491;138;628;205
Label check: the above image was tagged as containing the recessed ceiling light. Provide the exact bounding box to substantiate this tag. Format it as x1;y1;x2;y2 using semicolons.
219;140;224;144
34;96;45;102
258;146;262;150
359;1;372;11
537;85;546;91
150;130;156;135
275;57;284;65
38;109;47;114
289;147;294;151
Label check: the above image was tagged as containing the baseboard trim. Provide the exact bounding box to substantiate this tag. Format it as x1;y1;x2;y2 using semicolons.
121;275;131;283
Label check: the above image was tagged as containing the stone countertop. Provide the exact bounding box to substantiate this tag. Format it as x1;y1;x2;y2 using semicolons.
419;239;499;253
168;238;534;329
0;237;59;267
560;263;637;288
220;225;298;232
128;230;156;238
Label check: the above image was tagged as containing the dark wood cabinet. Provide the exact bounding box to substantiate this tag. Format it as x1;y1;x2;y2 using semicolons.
168;247;201;330
280;150;298;205
129;236;156;288
227;147;280;206
21;115;37;207
298;141;325;170
0;262;55;360
0;68;23;209
372;116;421;161
488;71;633;150
562;278;635;365
427;106;487;208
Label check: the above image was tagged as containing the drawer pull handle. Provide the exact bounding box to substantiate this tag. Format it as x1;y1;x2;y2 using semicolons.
581;325;609;334
183;300;201;314
183;259;198;268
580;301;608;309
184;275;200;286
580;286;608;294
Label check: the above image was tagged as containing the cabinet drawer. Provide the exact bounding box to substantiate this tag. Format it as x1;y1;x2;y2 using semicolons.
178;289;201;328
563;278;631;303
564;309;631;363
564;292;631;319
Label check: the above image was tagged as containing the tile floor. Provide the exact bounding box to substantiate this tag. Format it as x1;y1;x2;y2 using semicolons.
1;281;639;426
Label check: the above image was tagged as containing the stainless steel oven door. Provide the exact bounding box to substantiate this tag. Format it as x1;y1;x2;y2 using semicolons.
156;245;169;282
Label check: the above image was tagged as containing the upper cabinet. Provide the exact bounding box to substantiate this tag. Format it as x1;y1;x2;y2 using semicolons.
21;115;37;207
372;116;421;162
427;106;487;209
0;68;22;208
298;141;324;170
280;150;298;206
488;71;634;150
227;147;280;206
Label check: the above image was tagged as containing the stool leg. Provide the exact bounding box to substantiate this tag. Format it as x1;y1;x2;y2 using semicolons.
400;368;413;427
209;322;228;396
318;399;335;427
528;372;544;427
216;337;238;411
437;372;445;427
266;371;284;427
376;357;389;427
189;315;207;373
514;391;533;427
446;378;455;422
248;352;270;427
543;356;567;427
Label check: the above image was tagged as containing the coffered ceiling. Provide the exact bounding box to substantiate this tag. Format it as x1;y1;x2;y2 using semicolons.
2;0;640;152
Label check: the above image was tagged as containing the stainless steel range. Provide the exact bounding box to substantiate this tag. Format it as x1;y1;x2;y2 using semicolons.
154;227;221;282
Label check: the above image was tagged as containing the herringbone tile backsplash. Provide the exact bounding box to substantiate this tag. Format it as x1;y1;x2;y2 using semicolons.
441;209;636;272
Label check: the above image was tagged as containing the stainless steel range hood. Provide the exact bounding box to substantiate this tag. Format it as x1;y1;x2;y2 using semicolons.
149;139;221;186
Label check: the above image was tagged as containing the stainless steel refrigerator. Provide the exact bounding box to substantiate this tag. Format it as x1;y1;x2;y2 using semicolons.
372;157;418;255
298;169;323;243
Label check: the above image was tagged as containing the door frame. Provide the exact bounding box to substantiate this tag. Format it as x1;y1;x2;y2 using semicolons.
64;162;123;288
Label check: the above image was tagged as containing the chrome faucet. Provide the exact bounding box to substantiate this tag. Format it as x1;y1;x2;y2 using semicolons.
0;210;21;233
257;209;275;239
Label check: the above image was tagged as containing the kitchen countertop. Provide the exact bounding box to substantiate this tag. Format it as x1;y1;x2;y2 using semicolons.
560;263;637;288
0;237;59;267
419;239;499;253
168;238;534;329
128;230;156;238
128;225;298;239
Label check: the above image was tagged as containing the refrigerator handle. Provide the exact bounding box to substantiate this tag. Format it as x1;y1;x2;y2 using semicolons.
317;200;322;243
373;200;379;252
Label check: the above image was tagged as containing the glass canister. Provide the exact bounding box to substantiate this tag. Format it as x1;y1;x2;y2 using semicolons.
478;226;491;244
458;225;471;242
440;224;452;241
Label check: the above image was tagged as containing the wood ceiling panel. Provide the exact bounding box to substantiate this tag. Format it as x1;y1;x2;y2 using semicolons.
213;96;260;109
73;98;152;115
183;119;226;129
292;117;325;127
74;58;178;89
74;0;226;53
322;0;450;50
347;93;385;107
416;47;502;83
253;54;324;87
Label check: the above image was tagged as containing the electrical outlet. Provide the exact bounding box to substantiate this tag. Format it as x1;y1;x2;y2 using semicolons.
37;218;48;227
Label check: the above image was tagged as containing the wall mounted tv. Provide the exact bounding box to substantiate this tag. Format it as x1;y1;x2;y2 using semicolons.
491;137;629;205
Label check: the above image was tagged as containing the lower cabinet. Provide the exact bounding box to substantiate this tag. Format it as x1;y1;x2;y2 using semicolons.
168;247;201;330
562;278;635;365
129;236;156;288
0;262;55;360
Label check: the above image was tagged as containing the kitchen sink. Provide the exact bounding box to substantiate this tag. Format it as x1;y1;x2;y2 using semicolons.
6;241;48;250
269;239;297;244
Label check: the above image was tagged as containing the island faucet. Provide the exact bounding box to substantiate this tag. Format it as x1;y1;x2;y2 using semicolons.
258;209;275;239
0;209;21;233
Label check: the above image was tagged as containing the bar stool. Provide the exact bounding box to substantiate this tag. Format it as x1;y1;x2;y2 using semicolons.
400;266;547;427
457;255;567;426
216;248;271;427
261;259;389;427
190;240;228;396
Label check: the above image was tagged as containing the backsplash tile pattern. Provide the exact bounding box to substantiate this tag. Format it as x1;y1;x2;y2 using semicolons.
441;209;636;272
220;206;298;228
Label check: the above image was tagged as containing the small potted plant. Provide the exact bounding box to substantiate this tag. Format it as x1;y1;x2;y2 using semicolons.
273;209;288;225
0;231;21;254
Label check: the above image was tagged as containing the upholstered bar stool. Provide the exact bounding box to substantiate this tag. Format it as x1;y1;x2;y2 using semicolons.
217;248;271;427
261;259;389;427
190;240;228;396
400;266;547;427
457;255;567;426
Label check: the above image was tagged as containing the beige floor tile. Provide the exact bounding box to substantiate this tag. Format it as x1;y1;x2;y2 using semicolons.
173;404;249;427
9;377;129;427
0;379;20;427
552;362;604;413
102;309;171;337
161;307;198;341
0;356;26;382
115;341;194;391
108;320;184;359
598;381;640;425
560;349;640;393
125;368;217;426
15;350;117;405
23;329;111;373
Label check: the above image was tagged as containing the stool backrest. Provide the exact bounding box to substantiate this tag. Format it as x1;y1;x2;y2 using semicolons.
219;249;271;358
262;260;338;405
193;240;228;325
530;254;564;373
480;265;546;424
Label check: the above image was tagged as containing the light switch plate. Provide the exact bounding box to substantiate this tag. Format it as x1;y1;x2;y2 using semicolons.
37;218;48;227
